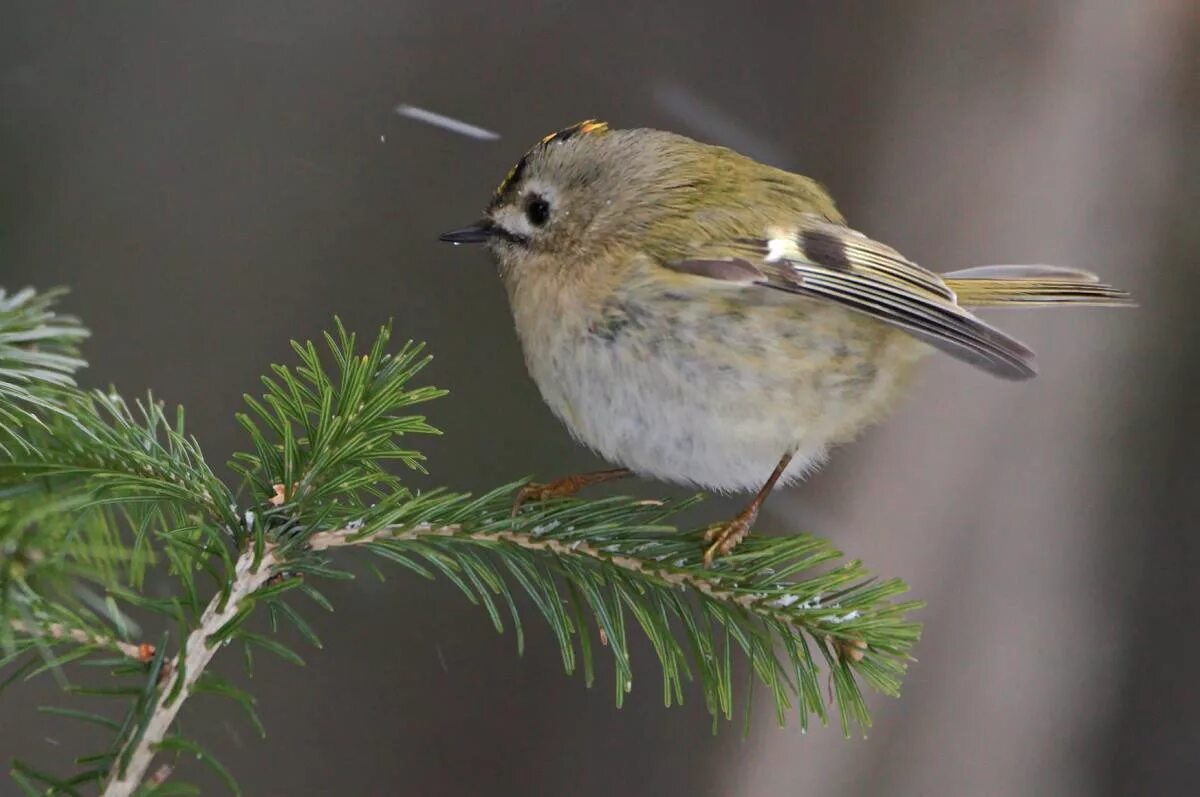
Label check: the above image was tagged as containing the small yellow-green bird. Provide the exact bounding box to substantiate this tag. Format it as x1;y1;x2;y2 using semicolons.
440;120;1132;565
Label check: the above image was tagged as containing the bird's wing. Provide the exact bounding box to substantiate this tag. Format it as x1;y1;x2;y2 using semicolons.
660;214;1038;380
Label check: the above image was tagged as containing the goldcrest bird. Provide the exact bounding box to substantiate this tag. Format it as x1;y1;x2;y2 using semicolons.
440;120;1132;565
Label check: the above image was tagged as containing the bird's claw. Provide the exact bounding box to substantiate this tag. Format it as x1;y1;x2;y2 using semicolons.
702;514;754;567
511;477;584;517
510;469;632;517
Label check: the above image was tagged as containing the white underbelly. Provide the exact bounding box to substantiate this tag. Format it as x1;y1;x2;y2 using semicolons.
556;342;827;492
519;291;920;493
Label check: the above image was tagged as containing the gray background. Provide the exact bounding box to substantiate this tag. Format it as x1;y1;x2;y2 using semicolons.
2;2;1196;795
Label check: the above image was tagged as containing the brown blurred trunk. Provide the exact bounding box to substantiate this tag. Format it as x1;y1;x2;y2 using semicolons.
737;2;1192;796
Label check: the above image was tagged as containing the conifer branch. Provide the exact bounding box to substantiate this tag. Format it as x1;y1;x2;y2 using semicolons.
311;522;875;636
0;286;924;795
100;514;916;794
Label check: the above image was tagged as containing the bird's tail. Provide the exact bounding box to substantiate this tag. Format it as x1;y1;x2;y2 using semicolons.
943;265;1134;308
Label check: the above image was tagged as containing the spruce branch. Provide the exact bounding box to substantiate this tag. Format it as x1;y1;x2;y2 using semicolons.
0;286;924;795
310;519;906;665
0;287;88;456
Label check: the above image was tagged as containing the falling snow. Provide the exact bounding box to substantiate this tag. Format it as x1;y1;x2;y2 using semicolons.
394;104;500;140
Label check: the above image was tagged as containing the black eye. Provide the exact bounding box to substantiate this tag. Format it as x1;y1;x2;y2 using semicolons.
525;195;550;226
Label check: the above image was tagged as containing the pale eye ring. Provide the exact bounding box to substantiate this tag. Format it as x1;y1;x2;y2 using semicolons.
525;194;550;226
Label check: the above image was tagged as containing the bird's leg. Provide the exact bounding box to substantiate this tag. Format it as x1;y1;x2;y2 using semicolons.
511;468;632;516
703;452;794;567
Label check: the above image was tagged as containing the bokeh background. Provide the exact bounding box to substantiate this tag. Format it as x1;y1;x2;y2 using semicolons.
2;2;1196;795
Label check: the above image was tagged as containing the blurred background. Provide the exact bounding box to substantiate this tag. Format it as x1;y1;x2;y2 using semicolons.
2;2;1196;795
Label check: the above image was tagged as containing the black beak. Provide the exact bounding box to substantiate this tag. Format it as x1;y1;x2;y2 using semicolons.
439;220;494;244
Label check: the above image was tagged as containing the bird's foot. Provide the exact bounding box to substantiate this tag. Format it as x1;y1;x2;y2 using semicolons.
511;468;631;517
511;477;586;516
702;508;758;567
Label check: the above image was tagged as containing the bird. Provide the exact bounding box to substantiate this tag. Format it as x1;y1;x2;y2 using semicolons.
439;120;1132;566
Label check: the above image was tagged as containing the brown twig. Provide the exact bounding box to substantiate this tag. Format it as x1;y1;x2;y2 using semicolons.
9;619;154;662
101;548;280;797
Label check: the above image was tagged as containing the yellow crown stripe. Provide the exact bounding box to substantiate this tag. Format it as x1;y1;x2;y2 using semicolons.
492;119;610;201
543;119;610;144
576;120;609;135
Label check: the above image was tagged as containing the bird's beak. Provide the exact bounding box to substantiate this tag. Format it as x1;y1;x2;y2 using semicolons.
439;219;494;244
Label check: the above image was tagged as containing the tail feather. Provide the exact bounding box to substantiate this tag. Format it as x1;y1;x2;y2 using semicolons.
943;264;1134;308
